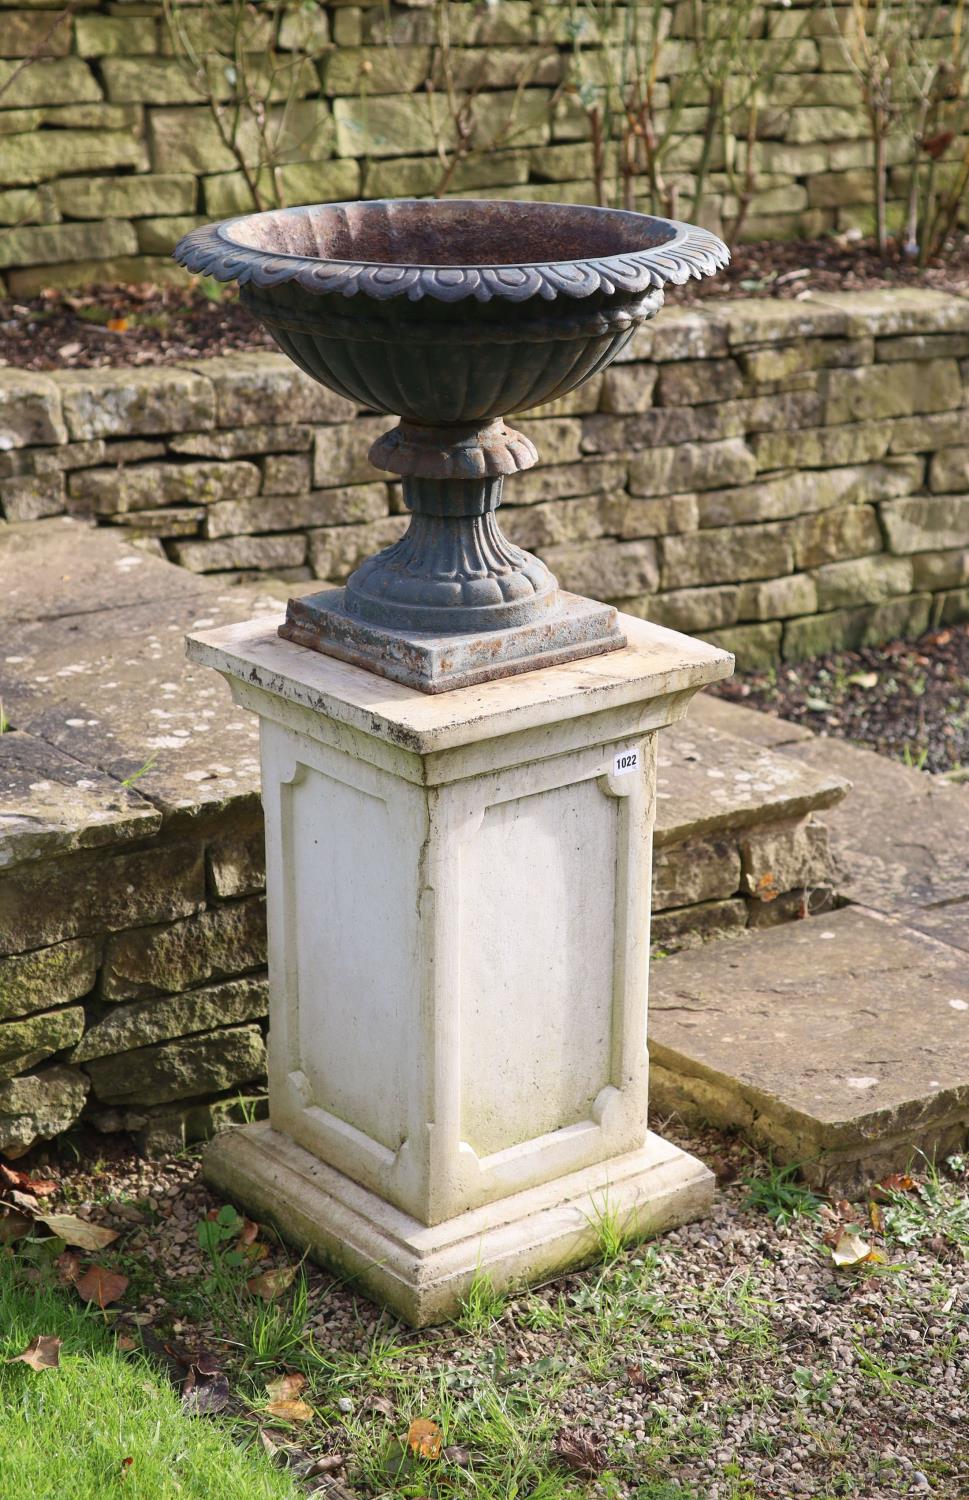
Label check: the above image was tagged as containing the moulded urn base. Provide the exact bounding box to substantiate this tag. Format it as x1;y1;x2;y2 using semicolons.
279;587;626;693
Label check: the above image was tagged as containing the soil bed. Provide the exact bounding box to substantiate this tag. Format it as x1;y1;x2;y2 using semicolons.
2;233;968;371
713;622;969;777
2;1122;967;1500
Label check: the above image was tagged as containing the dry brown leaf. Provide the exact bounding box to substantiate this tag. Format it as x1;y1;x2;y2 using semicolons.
830;1229;884;1268
879;1172;917;1193
406;1418;443;1460
107;317;129;332
76;1264;129;1308
0;1210;33;1244
869;1201;885;1233
7;1334;61;1371
40;1213;119;1251
56;1249;83;1285
266;1373;306;1403
265;1398;314;1423
0;1164;56;1196
117;1334;137;1352
553;1430;608;1478
246;1265;296;1300
238;1218;260;1245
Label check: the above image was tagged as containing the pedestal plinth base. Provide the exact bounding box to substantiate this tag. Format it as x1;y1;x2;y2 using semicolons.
279;587;625;693
204;1123;714;1326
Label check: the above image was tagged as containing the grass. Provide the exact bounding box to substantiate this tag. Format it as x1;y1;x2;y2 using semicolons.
0;1251;298;1500
883;1155;969;1254
741;1156;823;1226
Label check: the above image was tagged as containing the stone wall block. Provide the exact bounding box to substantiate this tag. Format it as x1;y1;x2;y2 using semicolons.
929;446;969;494
0;1065;89;1156
314;417;392;488
652;833;742;911
629;438;757;496
813;554;915;610
737;573;818;621
0;939;98;1022
83;1023;266;1107
661;521;793;589
656;358;746;407
308;517;409;581
790;504;883;570
192;354;355;428
538;538;659;599
881;495;969;555
0;844;205;957
73;974;269;1063
207;829;266;900
635;585;740;633
169;533;308;574
600;364;658;414
57;368;215;440
740;818;833;903
102;897;266;1001
0;472;65;521
0;369;67;449
69;460;260;516
0;1005;85;1080
824;359;962;423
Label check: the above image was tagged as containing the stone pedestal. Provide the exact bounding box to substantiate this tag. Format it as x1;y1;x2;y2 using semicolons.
187;613;732;1325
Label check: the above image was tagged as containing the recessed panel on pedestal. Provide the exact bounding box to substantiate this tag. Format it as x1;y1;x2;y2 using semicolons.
285;761;415;1157
459;777;618;1158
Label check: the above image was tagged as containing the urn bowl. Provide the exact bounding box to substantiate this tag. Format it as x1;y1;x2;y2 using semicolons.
175;198;728;427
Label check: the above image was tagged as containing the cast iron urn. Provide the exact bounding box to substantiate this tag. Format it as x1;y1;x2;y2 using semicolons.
175;199;728;692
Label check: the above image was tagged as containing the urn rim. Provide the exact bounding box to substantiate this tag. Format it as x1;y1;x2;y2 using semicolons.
174;198;729;305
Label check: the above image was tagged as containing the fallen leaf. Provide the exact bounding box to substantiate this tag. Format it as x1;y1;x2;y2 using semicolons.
266;1398;314;1423
75;1264;129;1307
443;1444;472;1467
554;1429;608;1478
40;1213;119;1251
879;1173;916;1194
246;1265;296;1300
238;1217;260;1245
117;1334;137;1352
846;670;878;689
57;341;82;358
120;1457;134;1479
869;1201;885;1233
266;1373;307;1403
0;1164;56;1196
0;1210;33;1243
8;1189;40;1214
183;1371;231;1416
359;1392;395;1419
56;1249;83;1285
407;1418;443;1460
306;1453;346;1476
107;317;129;333
831;1229;879;1268
7;1334;61;1370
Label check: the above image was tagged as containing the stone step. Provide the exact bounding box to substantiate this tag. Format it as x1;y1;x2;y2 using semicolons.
650;706;969;1191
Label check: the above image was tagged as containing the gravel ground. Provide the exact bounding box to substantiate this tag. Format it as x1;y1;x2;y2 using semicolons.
713;623;969;777
6;1121;968;1500
2;232;968;371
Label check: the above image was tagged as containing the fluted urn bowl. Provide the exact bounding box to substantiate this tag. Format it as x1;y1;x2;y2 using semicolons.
175;200;728;691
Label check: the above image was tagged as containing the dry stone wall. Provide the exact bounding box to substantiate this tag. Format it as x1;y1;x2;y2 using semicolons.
3;288;969;668
0;0;960;291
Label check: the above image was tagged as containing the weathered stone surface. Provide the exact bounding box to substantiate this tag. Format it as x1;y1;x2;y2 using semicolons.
0;472;64;521
0;1065;88;1156
538;539;658;598
723;389;823;436
813;554;914;610
737;573;817;621
888;410;969;454
600;364;657;414
782;595;932;660
504;459;625;507
69;460;260;516
0;129;146;187
690;692;815;749
313;417;392;487
661;522;793;588
0;57;100;110
638;585;739;633
881;495;969;555
136;215;204;256
307;517;408;581
170;425;313;460
262;454;311;495
789;504;882;569
824;359;962;423
364;148;527;200
74;15;158;56
929;446;969;494
0;1005;84;1079
102;897;266;1000
0;729;159;868
709;298;851;347
650;897;748;953
648;906;969;1193
74;975;268;1063
110;506;204;538
704;622;783;669
654;722;847;848
696;459;921;527
629;439;757;497
191;354;354;428
613;495;698;539
652;833;741;911
1;9;73;57
502;496;606;551
783;736;969;913
322;43;432;95
0;939;96;1022
148;101;331;176
815;287;969;338
751;421;892;471
0;842;205;957
57;367;214;440
515;417;583;467
739;817;832;902
0;219;137;270
876;332;969;363
629;307;728;364
207;829;265;900
83;1024;266;1106
0;369;66;449
911;549;969;592
333;89;551;158
204;484;388;539
169;533;307;573
657;358;745;407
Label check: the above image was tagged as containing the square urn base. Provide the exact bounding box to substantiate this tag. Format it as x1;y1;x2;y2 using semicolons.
278;586;626;693
204;1122;713;1326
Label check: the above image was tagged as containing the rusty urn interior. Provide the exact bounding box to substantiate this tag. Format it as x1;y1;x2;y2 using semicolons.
175;199;729;691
